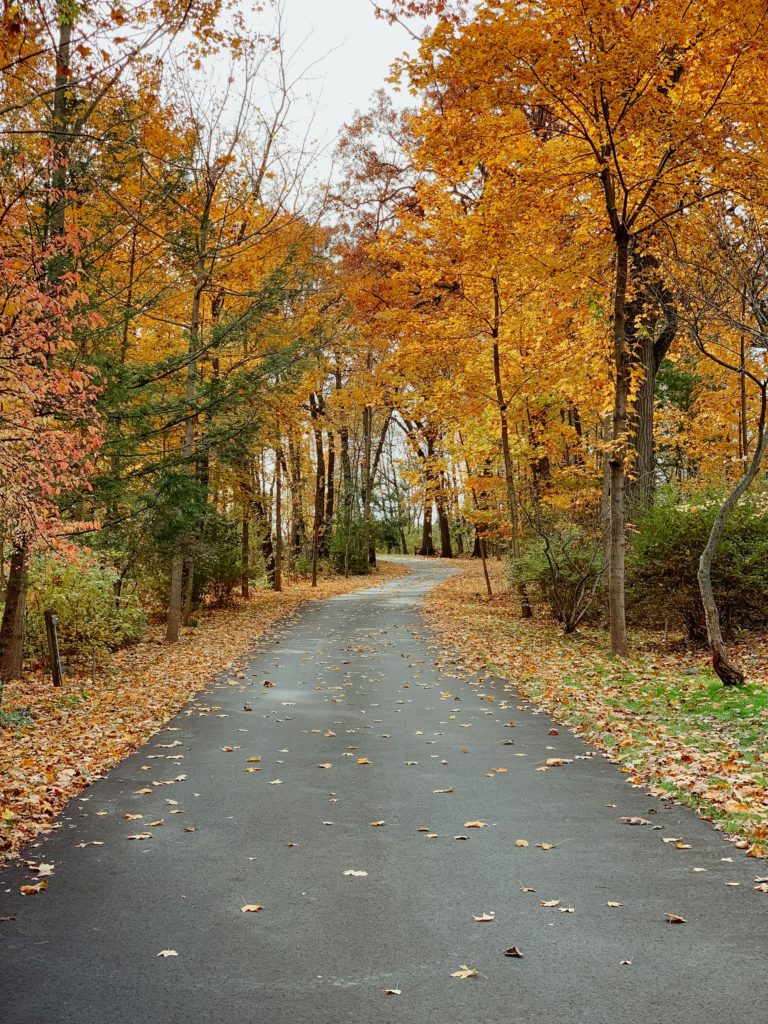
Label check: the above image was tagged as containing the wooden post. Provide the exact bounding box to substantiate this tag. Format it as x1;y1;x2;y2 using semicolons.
44;610;63;687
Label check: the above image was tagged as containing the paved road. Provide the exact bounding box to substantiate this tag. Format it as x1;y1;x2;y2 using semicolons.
1;560;766;1024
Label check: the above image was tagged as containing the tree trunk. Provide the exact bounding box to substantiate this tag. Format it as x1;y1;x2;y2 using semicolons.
697;385;768;686
309;393;326;585
241;503;250;599
287;437;306;563
627;280;677;515
419;498;435;556
492;321;531;617
325;430;335;547
608;229;631;656
165;552;184;642
0;540;28;681
274;449;282;592
436;492;453;558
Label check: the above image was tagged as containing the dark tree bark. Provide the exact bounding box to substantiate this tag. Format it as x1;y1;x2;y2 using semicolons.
627;264;678;514
309;393;326;587
0;541;28;682
436;488;453;558
325;430;335;549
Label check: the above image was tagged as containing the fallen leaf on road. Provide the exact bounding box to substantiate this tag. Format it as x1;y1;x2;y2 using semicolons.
433;788;454;794
503;947;524;958
343;869;368;877
147;820;164;827
383;988;401;996
221;746;235;753
317;763;334;769
665;913;687;924
754;883;768;892
240;904;264;912
545;758;573;768
540;899;560;908
135;788;153;795
263;680;275;688
515;839;529;848
357;758;372;765
35;863;55;876
536;842;556;850
473;912;495;922
369;821;386;827
621;817;652;826
464;821;488;829
126;833;152;840
20;882;47;895
607;901;623;908
451;965;480;979
245;757;262;763
269;779;282;785
124;814;143;821
156;950;178;957
520;887;536;893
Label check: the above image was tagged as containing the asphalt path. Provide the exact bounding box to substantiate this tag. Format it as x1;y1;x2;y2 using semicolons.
1;559;766;1024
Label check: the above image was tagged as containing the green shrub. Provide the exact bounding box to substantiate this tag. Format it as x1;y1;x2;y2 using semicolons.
627;490;768;641
190;511;243;606
26;548;146;662
508;516;605;632
329;512;370;575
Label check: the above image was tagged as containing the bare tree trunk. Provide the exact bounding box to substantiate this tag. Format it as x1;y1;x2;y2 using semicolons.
436;490;453;558
419;497;435;556
241;502;250;599
165;552;184;642
608;229;631;656
698;385;767;686
325;430;335;550
492;317;531;617
480;537;492;597
274;449;282;592
0;541;28;681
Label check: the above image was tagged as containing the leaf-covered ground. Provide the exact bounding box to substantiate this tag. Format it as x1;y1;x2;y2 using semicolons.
426;560;768;858
0;563;408;862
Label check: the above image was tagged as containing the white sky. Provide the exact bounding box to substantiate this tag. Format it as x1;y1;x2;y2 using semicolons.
279;0;418;158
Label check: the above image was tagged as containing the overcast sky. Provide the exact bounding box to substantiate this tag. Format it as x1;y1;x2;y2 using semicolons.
279;0;419;157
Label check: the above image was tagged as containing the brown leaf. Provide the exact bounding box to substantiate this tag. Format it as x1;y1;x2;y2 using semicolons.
473;912;495;922
20;881;47;895
664;913;687;924
464;820;488;829
240;904;264;912
503;946;524;958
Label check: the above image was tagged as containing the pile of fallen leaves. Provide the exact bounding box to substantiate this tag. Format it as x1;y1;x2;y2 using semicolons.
426;560;768;857
0;562;407;861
